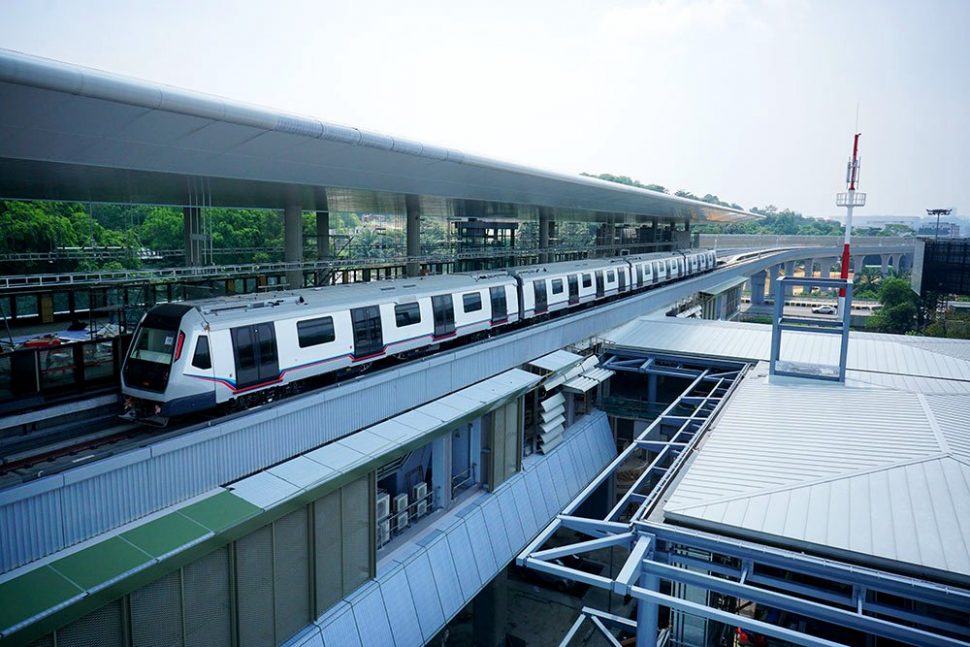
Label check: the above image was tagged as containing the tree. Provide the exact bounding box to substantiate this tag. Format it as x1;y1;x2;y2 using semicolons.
581;172;668;194
865;276;918;334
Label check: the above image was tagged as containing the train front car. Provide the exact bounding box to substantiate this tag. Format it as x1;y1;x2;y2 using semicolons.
121;303;215;425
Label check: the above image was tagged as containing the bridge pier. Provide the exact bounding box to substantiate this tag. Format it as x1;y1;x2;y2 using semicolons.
880;254;890;277
853;255;865;276
783;261;796;297
820;257;834;279
284;200;304;288
766;264;780;300
183;206;203;267
748;270;767;306
406;194;421;277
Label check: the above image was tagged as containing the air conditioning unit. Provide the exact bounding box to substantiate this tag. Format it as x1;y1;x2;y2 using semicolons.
378;520;391;546
395;510;409;533
393;492;409;513
376;492;391;522
412;482;428;518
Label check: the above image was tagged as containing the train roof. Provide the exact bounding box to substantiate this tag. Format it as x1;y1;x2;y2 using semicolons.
183;272;515;324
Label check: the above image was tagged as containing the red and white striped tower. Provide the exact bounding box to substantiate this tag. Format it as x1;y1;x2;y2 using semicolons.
837;133;866;312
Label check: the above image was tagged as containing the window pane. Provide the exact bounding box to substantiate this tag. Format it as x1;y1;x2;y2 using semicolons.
462;292;482;313
582;274;592;288
394;303;421;327
298;317;335;347
192;335;211;369
551;279;563;294
130;326;176;365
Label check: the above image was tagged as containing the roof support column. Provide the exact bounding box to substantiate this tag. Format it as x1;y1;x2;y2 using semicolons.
183;206;202;267
284;200;304;288
406;194;421;278
473;569;508;647
538;207;552;263
316;209;331;286
636;567;660;647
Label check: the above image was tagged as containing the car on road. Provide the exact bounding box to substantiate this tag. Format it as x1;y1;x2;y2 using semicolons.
811;304;837;315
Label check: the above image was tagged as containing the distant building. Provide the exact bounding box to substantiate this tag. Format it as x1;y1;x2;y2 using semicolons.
917;221;962;238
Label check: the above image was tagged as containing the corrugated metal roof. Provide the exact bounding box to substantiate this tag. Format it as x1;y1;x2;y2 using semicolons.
663;363;970;584
603;317;970;383
528;350;584;374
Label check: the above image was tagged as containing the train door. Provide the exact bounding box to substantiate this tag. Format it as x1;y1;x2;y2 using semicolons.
351;306;383;359
533;280;548;313
231;323;279;389
490;286;508;323
635;264;643;288
432;294;455;337
567;274;579;305
595;271;605;298
618;268;627;292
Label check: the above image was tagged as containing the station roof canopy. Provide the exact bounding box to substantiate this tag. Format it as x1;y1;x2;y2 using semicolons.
603;316;970;585
0;48;755;224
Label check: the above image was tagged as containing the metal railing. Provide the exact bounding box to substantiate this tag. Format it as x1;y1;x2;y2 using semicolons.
450;464;477;498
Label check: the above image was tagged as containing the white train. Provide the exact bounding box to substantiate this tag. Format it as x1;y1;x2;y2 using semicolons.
121;249;717;423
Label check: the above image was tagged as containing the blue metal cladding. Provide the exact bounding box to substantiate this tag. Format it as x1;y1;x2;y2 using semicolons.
284;411;616;647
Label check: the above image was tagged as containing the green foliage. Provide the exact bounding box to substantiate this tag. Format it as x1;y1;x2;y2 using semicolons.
865;276;919;334
581;172;668;194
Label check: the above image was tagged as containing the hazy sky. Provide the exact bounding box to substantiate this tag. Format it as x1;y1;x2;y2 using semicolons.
1;0;967;218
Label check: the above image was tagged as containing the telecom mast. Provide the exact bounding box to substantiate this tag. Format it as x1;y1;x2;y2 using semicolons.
836;133;865;312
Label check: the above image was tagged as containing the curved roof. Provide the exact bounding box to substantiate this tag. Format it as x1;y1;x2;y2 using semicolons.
0;48;755;223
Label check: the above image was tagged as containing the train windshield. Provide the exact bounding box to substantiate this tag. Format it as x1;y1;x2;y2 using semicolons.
130;326;177;364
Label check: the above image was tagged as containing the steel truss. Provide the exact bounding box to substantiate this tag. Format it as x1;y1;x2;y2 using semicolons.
518;352;970;647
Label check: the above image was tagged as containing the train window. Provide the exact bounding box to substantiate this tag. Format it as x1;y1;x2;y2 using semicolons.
582;274;592;288
192;335;211;369
462;292;482;313
351;306;383;358
298;316;336;347
551;279;564;294
606;270;615;282
256;324;278;369
533;281;548;313
490;286;508;322
394;303;421;327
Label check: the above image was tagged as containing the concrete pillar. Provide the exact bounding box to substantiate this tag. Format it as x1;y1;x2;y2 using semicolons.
820;258;833;279
804;259;815;280
880;254;890;277
538;207;551;263
473;569;508;647
431;433;452;511
766;265;780;301
749;270;767;306
853;255;865;276
182;206;203;267
405;194;421;277
891;254;901;273
899;254;909;271
284;201;304;288
783;260;796;297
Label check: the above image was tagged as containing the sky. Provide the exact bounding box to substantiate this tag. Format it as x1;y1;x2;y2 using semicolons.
1;0;967;218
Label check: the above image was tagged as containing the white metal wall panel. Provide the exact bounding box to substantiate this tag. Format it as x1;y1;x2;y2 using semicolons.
460;507;499;578
480;498;511;559
376;566;423;647
445;521;483;598
402;551;445;641
422;534;464;619
523;468;551;531
317;603;362;647
496;489;526;553
347;582;394;647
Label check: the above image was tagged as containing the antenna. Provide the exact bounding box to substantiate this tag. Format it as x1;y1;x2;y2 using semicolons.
835;133;867;312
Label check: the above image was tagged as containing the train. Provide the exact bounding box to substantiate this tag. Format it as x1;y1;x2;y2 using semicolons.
121;249;717;424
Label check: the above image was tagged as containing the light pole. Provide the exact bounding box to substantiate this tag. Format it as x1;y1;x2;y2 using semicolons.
926;208;952;241
836;133;866;313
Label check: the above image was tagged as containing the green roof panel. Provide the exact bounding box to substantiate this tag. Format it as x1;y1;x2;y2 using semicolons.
0;566;82;632
50;537;150;591
121;512;211;558
178;491;261;532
